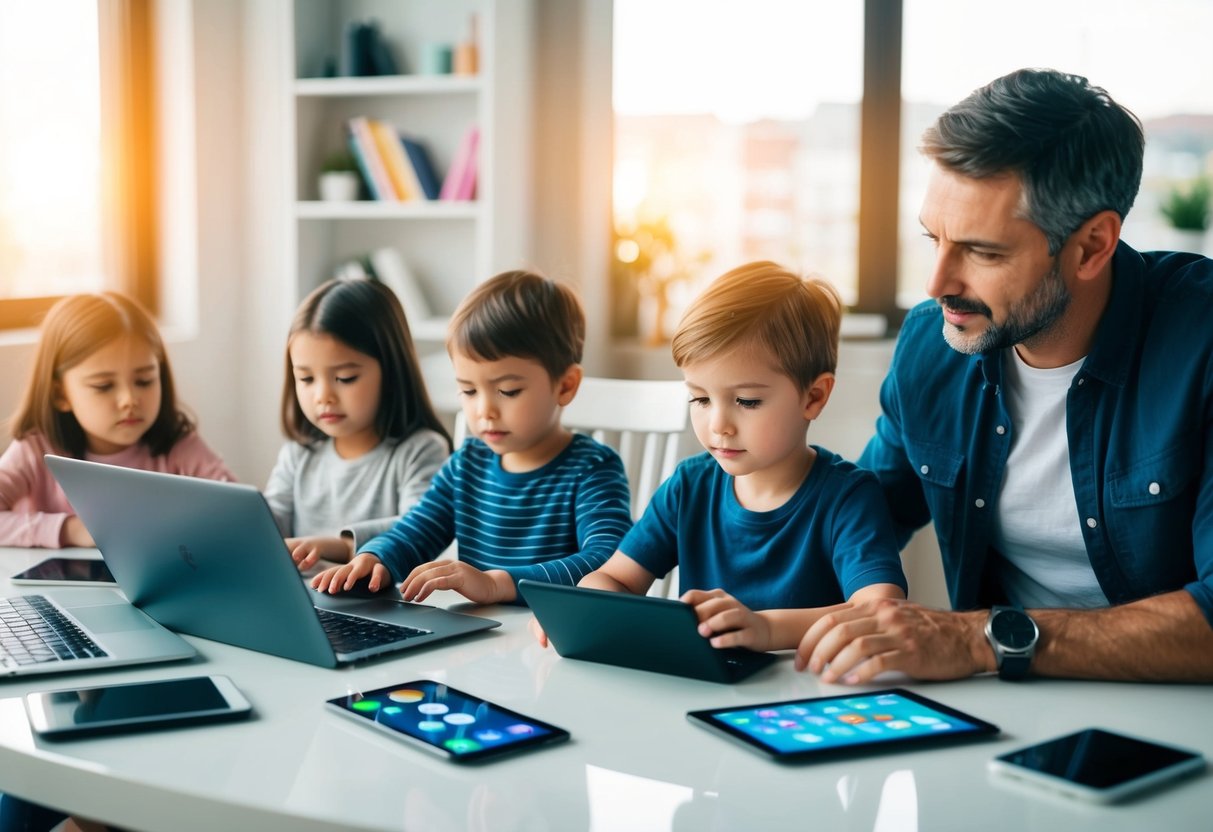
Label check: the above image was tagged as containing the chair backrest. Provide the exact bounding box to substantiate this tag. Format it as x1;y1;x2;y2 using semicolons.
452;376;689;597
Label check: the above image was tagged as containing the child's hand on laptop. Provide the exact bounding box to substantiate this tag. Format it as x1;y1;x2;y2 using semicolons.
311;553;392;595
287;535;355;571
683;588;774;652
400;561;515;605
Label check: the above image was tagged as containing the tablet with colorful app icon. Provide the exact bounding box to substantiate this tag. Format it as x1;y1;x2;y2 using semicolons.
687;688;998;763
326;680;569;763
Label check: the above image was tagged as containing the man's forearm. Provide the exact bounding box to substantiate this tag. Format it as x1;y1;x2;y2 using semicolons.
1030;590;1213;682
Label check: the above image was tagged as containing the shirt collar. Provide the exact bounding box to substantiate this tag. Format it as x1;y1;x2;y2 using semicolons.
1080;240;1145;388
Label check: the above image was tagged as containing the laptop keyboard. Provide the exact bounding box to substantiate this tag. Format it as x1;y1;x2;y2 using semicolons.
315;607;431;655
0;595;108;668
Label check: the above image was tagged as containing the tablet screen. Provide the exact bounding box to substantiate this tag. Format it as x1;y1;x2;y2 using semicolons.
327;680;568;762
11;557;116;585
688;688;998;761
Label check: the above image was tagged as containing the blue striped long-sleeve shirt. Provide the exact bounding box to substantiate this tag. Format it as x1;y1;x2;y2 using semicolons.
360;433;633;592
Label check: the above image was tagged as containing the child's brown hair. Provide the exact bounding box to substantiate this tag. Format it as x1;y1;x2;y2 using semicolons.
671;261;842;389
11;292;193;457
446;270;585;379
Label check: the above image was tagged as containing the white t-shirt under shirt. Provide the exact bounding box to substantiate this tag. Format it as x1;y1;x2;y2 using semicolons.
991;348;1109;609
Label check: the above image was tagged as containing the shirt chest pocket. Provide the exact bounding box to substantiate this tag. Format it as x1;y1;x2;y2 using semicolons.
906;439;963;487
904;436;964;544
1107;441;1198;509
1105;440;1199;563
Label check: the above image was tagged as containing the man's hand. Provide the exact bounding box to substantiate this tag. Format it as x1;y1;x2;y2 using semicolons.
795;599;992;683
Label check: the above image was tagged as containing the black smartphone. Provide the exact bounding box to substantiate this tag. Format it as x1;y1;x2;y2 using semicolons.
687;688;999;763
24;675;253;740
11;557;116;586
326;679;569;763
989;728;1206;803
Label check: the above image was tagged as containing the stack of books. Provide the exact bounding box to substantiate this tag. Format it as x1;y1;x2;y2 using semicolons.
345;118;477;202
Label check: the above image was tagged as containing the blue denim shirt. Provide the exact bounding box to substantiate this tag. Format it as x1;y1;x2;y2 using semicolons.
859;241;1213;626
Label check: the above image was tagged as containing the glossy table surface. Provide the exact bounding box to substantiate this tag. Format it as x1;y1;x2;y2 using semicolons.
1;548;1209;832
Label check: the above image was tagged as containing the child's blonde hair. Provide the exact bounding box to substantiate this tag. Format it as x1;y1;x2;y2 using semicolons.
671;261;842;389
10;292;193;457
447;270;585;380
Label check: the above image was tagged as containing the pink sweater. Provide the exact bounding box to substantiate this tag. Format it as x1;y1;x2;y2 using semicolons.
0;431;236;548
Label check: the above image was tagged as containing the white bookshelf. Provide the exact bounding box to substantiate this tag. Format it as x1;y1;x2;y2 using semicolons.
285;0;532;341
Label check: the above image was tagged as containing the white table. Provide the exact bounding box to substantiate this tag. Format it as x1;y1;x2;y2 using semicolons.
1;547;1209;831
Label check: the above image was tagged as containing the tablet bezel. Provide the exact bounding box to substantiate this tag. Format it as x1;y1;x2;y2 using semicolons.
687;687;999;763
11;557;117;587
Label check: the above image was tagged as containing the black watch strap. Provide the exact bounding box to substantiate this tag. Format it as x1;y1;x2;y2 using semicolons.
997;652;1032;680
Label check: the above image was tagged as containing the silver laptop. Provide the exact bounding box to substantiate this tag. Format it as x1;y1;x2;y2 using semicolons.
45;455;500;668
1;587;196;677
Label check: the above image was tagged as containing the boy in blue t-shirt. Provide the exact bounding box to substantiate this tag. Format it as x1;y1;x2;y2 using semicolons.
312;270;633;605
536;261;906;654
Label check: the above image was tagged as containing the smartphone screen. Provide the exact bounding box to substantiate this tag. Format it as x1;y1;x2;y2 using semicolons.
24;676;252;738
11;558;116;586
326;680;569;763
990;728;1206;802
688;688;998;762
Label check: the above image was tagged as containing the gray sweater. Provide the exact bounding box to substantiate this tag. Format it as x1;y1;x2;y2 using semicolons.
264;430;449;550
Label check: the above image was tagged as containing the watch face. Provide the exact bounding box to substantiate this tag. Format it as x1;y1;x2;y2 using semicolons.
991;609;1037;649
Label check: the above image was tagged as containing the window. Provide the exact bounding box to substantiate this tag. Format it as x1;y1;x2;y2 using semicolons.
613;2;1213;339
900;0;1213;307
611;0;864;342
0;0;156;330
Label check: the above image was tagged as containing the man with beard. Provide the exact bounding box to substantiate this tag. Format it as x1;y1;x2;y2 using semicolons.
795;68;1213;684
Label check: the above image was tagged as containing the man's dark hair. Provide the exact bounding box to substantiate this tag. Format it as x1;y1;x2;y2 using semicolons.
921;68;1144;254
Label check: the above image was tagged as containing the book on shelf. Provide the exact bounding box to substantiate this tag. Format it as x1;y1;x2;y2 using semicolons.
369;119;422;201
340;19;399;77
346;117;398;200
399;136;441;200
368;247;435;330
439;126;479;201
331;247;440;336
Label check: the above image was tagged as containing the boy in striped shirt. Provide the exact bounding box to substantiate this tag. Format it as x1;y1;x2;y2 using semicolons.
312;271;633;605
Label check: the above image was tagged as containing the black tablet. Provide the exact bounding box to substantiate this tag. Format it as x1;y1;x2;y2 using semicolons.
11;557;116;586
688;688;998;763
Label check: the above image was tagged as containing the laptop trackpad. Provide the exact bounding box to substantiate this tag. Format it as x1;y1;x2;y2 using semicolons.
70;604;155;633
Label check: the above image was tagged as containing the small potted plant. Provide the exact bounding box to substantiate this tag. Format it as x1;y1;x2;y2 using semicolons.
318;150;362;201
1159;177;1210;254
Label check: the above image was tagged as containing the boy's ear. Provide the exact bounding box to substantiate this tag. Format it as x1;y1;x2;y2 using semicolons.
555;364;583;407
802;372;835;421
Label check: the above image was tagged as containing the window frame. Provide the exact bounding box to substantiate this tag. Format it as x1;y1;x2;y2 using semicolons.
0;0;157;331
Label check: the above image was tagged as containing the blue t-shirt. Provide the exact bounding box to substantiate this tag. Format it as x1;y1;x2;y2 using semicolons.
619;448;908;610
361;434;633;590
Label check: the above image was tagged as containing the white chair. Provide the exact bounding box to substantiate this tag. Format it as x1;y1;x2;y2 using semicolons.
453;376;689;597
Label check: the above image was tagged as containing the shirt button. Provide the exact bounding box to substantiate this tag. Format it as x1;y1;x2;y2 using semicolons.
1148;482;1161;495
975;499;986;508
995;425;1006;435
1086;517;1098;529
1077;378;1086;386
920;465;930;475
